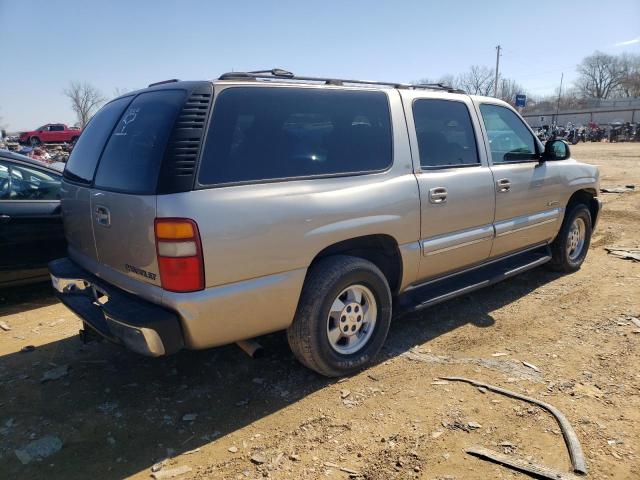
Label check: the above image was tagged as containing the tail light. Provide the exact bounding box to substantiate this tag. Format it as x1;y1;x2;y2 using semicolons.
154;218;204;292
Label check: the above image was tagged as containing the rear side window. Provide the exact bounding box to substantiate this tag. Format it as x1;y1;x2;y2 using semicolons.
94;90;187;194
64;96;132;184
412;99;479;168
479;104;537;163
198;87;392;185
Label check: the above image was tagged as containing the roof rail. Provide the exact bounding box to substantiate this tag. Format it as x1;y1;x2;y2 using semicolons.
217;68;465;94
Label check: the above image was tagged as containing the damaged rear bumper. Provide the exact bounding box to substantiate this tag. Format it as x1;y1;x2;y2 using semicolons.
48;258;183;356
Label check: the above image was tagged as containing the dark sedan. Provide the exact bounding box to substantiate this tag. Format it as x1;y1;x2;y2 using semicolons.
0;151;66;287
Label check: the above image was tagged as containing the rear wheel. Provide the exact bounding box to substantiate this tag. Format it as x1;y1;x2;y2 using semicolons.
547;204;592;272
287;255;392;377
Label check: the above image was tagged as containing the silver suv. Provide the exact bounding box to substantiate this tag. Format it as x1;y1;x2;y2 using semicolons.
50;69;601;377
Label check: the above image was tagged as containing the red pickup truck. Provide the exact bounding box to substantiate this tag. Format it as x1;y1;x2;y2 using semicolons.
19;124;82;146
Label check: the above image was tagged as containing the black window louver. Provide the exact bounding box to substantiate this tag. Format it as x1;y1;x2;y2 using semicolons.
157;84;213;193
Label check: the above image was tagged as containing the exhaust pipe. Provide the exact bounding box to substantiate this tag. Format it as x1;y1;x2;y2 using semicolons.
236;339;264;358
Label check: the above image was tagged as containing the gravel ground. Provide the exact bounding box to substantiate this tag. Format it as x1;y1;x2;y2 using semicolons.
0;142;639;480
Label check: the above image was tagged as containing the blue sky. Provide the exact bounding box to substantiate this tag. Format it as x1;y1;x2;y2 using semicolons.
1;0;639;131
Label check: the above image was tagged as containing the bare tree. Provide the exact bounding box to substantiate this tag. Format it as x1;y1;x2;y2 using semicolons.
412;74;460;88
574;52;627;99
618;53;640;98
458;65;495;96
63;81;106;128
497;78;527;106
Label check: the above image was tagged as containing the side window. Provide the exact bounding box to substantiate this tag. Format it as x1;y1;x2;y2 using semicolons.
412;99;480;168
0;162;9;199
479;104;538;163
51;125;64;131
198;87;392;185
8;164;61;200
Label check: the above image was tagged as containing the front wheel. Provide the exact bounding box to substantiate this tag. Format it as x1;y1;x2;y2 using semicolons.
287;255;392;377
547;204;592;272
29;136;41;146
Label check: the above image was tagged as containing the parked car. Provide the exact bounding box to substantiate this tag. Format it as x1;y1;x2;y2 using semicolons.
49;70;601;376
0;151;66;287
19;124;81;146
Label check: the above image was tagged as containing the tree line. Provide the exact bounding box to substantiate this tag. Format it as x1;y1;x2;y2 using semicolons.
415;50;640;111
62;50;640;128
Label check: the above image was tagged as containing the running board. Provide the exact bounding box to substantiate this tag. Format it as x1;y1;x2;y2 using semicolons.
396;246;551;316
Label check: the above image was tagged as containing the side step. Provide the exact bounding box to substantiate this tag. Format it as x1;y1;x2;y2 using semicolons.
396;246;551;316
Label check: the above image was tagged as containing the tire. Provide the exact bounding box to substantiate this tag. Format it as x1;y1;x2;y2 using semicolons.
547;203;592;272
29;136;41;146
287;255;392;377
70;136;79;144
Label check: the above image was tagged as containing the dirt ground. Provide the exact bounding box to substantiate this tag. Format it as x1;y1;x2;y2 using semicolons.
1;142;639;480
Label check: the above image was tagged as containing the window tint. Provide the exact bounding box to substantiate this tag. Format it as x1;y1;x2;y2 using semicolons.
64;96;132;184
0;162;9;199
198;87;392;185
479;104;537;163
7;163;61;200
412;99;479;168
50;125;64;131
94;89;187;194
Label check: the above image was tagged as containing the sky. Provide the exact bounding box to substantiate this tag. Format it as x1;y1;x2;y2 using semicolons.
1;0;639;131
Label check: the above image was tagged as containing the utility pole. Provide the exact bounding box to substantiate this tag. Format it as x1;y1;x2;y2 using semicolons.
555;72;564;126
493;45;501;97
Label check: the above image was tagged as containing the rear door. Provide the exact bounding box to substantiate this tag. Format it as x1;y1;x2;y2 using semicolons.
475;102;563;257
0;160;64;284
402;92;496;282
88;89;188;287
61;96;134;265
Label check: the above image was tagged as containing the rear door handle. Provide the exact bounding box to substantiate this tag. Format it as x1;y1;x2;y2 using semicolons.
0;214;10;224
429;187;448;204
497;178;511;192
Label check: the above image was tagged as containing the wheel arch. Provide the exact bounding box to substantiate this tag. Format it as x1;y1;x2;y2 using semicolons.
566;188;599;226
308;234;403;295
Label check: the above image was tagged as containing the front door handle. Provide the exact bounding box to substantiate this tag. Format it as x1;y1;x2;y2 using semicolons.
429;187;448;204
497;178;511;192
0;214;10;224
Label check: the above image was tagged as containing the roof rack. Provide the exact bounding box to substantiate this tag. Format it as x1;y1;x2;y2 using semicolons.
217;68;465;94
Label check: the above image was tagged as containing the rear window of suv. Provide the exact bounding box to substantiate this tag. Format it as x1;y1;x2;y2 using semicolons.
94;90;187;194
198;87;392;186
64;96;133;184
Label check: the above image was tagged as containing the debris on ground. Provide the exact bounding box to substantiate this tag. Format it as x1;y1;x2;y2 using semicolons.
41;365;69;382
441;376;587;475
522;361;540;372
14;435;63;465
605;246;640;262
150;465;192;479
0;320;11;331
600;185;635;193
250;453;268;464
466;446;581;480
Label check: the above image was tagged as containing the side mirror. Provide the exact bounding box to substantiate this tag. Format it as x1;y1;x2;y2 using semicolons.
542;139;570;162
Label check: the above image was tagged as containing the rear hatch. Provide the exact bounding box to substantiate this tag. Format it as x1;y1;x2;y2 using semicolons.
61;83;212;292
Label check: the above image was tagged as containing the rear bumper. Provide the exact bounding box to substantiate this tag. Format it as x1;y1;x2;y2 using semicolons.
48;258;183;356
